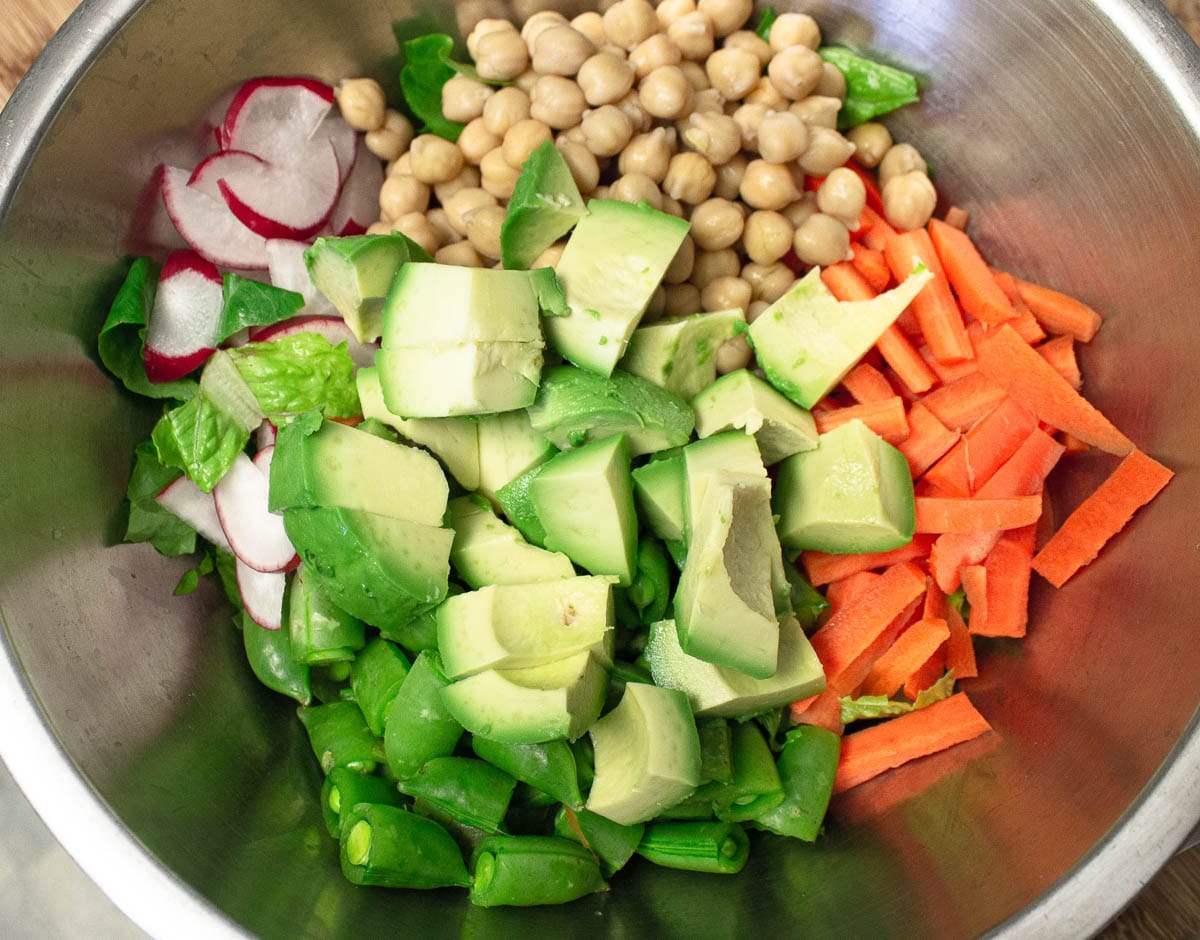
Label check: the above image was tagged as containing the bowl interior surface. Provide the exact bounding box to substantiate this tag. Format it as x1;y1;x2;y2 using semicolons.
2;0;1200;937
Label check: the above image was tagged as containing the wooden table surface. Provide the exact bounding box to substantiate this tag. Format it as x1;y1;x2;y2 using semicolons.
3;0;1200;935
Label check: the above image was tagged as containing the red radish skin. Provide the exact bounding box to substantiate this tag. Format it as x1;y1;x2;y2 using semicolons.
236;558;286;630
217;139;341;240
250;315;378;368
187;149;265;198
160;165;271;269
154;476;232;552
220;77;335;167
144;250;224;382
331;137;384;236
213;452;298;572
255;420;278;452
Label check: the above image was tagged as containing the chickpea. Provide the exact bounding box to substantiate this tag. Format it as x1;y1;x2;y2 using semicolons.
690;88;726;114
724;29;772;67
580;105;634;157
768;45;824;100
798;126;856;176
426;208;461;246
882;171;938;230
746;299;770;323
664;234;696;284
502;118;553;168
475;28;531;82
337;78;386;132
365;220;393;236
577;52;636;106
816;62;847;100
878;142;928;189
444;187;498;236
681;111;741;166
768;12;821;52
702;274;753;313
793;212;851;266
697;0;753;38
521;10;568;48
467;18;517;60
393;211;441;256
365;110;413;161
756;110;809;164
663;151;717;204
744;76;789;111
739;159;801;210
533;25;597;77
742;210;794;264
630;35;682;78
817;167;866;228
532;242;566;269
442;75;493;123
742;260;794;303
555;138;601;193
479;147;522;199
614;89;653;132
668;12;716;61
609;172;663;210
571;11;608;46
514;68;540;93
388;151;412;178
619;127;676;181
435;240;483;267
464;203;506;259
434;165;483;205
689;198;744;251
679;60;712;90
661;195;686;217
782;192;818;229
846;122;893;169
643;284;668;323
379;174;430;221
664;282;702;317
656;0;696;30
705;47;760;101
530;76;588;129
603;0;659;50
790;95;841;128
715;334;753;373
482;87;531;138
457;118;502;165
732;102;769;150
409;135;464;185
640;66;694;120
714;152;748;200
691;247;740;289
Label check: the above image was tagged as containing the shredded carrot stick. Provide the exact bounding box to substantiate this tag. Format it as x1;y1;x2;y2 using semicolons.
1004;273;1103;342
897;403;960;478
1036;334;1082;390
926;581;979;679
824;570;882;617
816;397;909;444
923;398;1038;496
959;565;988;627
990;271;1047;344
927;219;1016;325
918;371;1008;431
914;495;1043;534
841;361;896;404
859;206;897;252
918;343;979;384
969;524;1036;637
832;692;992;794
904;645;946;700
884;229;975;363
1032;450;1174;587
802;535;934;587
860;617;951;697
943;206;969;230
975;324;1133;454
847;159;886;215
851;244;891;293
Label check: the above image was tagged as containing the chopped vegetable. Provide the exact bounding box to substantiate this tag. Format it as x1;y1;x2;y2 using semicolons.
819;47;921;130
399;34;467;141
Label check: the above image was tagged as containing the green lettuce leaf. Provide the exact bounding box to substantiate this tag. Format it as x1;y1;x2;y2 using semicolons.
217;274;305;341
123;440;197;555
755;7;777;40
840;671;957;725
819;46;921;130
226;332;361;421
783;558;830;632
214;549;243;609
152;395;252;492
401;34;467;141
98;258;199;401
173;550;216;596
912;671;957;710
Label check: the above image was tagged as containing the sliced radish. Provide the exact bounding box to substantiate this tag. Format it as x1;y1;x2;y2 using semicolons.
221;77;334;167
214;452;297;572
217;140;340;240
204;85;240;150
161;164;270;269
331;137;384;237
144;250;224;383
255;420;278;451
127;165;190;256
250;315;378;368
266;239;338;319
252;443;275;474
154;475;232;552
236;559;286;630
310;114;357;184
188;149;264;198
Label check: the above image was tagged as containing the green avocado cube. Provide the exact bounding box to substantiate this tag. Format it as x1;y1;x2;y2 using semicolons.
691;369;820;465
620;308;745;401
476;410;558;503
447;495;575;588
631;452;686;543
500;139;586;270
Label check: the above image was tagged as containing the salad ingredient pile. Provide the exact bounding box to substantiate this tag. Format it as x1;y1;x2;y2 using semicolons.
102;0;1173;909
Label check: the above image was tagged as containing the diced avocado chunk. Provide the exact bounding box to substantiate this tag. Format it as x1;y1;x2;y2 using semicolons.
547;200;690;376
682;431;767;543
283;506;452;630
692;369;819;465
674;473;782;679
441;651;608;744
774;418;916;554
495;463;550;547
620;308;745;401
585;683;701;826
644;614;825;717
476;410;557;503
527;365;695;457
356;366;480;490
448;495;575;588
747;265;933;408
269;411;448;526
631;452;685;542
500;140;586;270
437;575;616;679
376;342;542;418
304;233;432;343
530;435;638;586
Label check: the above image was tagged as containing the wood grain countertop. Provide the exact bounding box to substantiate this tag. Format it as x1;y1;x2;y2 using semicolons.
2;1;1199;936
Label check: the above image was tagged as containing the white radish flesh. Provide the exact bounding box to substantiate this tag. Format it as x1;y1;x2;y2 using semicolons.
161;164;270;269
330;136;384;236
214;452;297;572
236;559;286;630
217;140;341;240
220;77;334;167
154;475;232;552
143;249;224;383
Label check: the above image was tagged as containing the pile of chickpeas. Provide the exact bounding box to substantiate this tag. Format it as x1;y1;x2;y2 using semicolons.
334;0;938;375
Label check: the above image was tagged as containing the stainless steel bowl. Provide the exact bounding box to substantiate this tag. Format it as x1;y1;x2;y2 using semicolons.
3;0;1200;936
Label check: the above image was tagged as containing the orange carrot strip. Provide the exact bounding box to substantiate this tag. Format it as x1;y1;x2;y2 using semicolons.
918;371;1008;432
790;690;846;734
859;206;896;249
1060;432;1090;454
852;244;891;293
926;581;978;679
970;524;1036;637
832;693;992;794
815;397;910;444
860;617;951;697
1036;334;1082;390
884;229;974;363
959;565;988;627
923;397;1038;496
841;361;896;404
927;219;1016;325
903;645;946;700
807;562;928;685
975;324;1133;455
1032;450;1174;587
991;271;1048;344
824;570;881;617
914;495;1043;534
898;403;960;478
801;535;934;587
918;343;979;384
1007;273;1103;342
943;206;969;230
